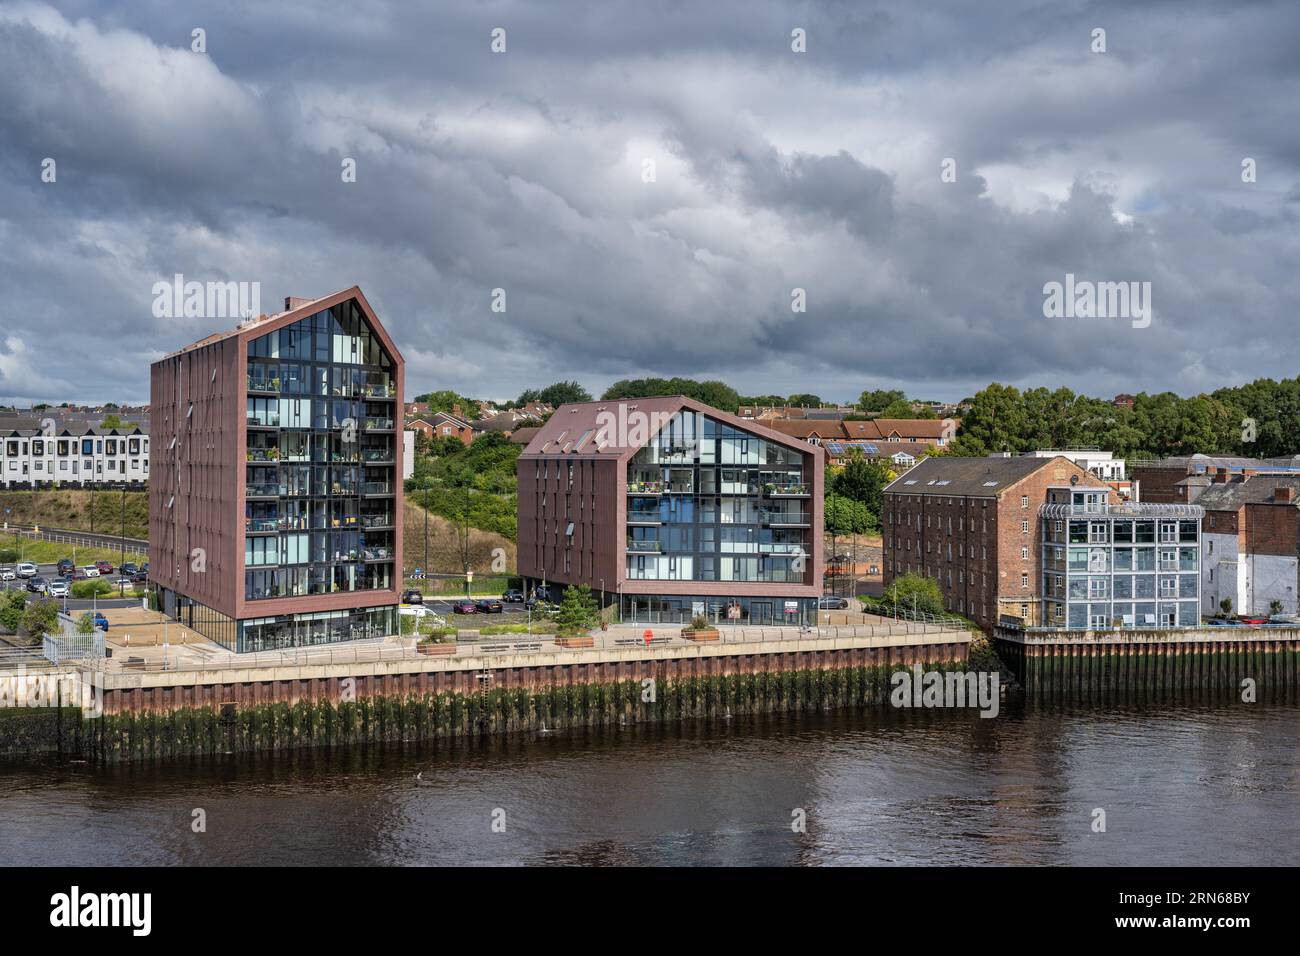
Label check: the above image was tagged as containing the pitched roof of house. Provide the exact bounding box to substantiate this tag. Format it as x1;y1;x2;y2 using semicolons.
883;455;1102;497
519;395;821;461
1193;474;1300;511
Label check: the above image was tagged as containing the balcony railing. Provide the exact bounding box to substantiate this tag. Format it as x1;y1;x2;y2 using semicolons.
760;510;811;527
361;482;392;495
764;482;810;496
362;547;393;562
626;540;662;553
247;449;280;462
627;480;665;494
362;514;393;528
363;418;394;430
246;483;281;497
247;376;280;393
247;413;280;428
362;449;393;462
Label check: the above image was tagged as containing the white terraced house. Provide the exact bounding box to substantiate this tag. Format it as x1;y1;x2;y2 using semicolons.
0;425;150;488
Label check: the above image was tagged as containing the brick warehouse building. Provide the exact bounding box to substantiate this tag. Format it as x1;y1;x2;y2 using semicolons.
516;396;825;625
150;286;403;652
1197;474;1300;617
882;455;1110;630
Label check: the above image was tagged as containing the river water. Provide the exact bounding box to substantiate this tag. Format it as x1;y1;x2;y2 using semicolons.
1;699;1296;866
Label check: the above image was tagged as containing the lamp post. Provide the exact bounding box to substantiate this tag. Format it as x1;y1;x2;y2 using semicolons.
119;486;127;597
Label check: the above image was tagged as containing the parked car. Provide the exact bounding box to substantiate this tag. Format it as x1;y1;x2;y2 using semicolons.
93;612;109;632
1239;615;1269;626
120;562;139;577
47;580;69;598
56;558;74;575
132;569;150;583
15;563;38;578
81;566;100;577
112;576;134;589
452;600;478;614
475;599;504;614
502;588;525;603
141;563;149;575
95;560;115;575
0;568;14;581
1268;613;1300;625
26;576;49;594
1207;618;1241;626
819;595;850;610
401;589;424;605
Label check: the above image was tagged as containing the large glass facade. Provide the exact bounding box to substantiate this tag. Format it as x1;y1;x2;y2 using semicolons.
624;412;811;585
239;606;398;653
1042;495;1202;629
620;593;817;626
244;300;397;601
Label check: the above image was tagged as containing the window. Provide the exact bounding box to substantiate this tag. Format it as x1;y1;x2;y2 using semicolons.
1021;573;1029;588
1021;495;1029;509
1021;520;1029;534
1021;547;1029;560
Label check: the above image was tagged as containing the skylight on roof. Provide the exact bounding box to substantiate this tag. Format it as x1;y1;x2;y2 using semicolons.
983;480;998;486
903;479;917;485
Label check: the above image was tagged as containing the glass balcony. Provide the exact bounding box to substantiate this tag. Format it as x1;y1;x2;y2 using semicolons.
361;481;392;496
246;411;280;428
246;482;281;498
760;509;811;527
363;417;394;430
763;481;810;496
362;514;393;528
247;448;280;462
627;480;665;494
626;540;662;553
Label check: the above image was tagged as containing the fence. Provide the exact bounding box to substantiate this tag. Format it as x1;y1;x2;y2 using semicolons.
79;620;969;675
1;524;147;559
43;631;106;664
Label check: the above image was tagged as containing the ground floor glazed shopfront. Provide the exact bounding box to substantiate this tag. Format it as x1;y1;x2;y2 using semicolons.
157;587;398;653
618;593;818;626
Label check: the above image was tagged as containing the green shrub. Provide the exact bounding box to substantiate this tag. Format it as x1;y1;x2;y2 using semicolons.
0;548;19;563
71;579;113;599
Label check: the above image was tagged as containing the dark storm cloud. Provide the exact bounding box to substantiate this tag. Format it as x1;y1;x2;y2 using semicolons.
0;0;1297;405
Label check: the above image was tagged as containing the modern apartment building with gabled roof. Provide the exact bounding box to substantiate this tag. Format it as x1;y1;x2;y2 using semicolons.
150;286;403;653
517;396;825;625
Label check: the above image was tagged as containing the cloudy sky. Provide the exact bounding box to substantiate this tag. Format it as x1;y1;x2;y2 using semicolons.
1;0;1297;407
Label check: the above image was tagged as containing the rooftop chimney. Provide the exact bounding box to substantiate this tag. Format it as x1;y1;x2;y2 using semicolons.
1276;486;1296;504
284;296;312;312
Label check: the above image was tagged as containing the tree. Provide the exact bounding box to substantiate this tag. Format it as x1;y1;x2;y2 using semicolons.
879;398;935;419
857;389;905;412
20;598;58;638
601;377;741;413
101;413;123;430
0;591;26;632
413;390;478;417
1219;597;1233;618
518;381;592;407
832;449;891;519
76;612;97;635
553;584;599;634
948;383;1031;456
824;494;874;535
880;573;945;618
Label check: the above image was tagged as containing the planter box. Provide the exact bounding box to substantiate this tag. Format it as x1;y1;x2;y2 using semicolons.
417;643;457;656
682;628;721;642
555;635;595;648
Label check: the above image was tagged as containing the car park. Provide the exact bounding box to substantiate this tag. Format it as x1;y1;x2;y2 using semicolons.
120;563;138;577
475;599;504;614
401;589;424;605
95;560;115;576
502;588;525;603
452;600;478;614
132;569;149;583
15;563;38;578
